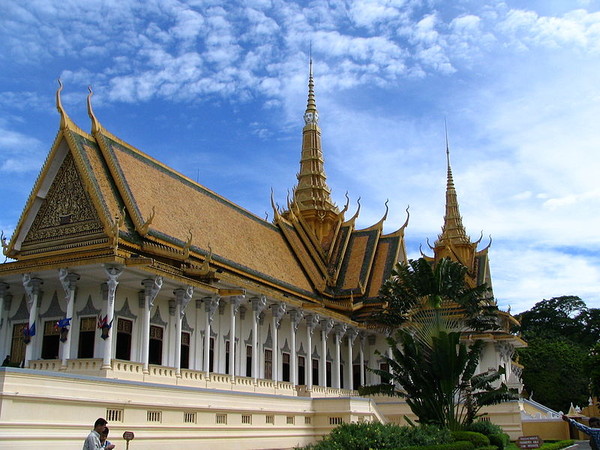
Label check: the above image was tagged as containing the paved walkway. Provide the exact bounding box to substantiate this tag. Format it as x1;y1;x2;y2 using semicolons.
569;440;592;450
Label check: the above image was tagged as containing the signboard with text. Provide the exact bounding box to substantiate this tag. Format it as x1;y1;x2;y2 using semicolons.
517;435;543;449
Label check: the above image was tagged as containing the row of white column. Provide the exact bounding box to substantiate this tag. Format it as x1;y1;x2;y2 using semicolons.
2;268;368;389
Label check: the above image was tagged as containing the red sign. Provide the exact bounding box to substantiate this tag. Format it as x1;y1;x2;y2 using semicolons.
517;436;543;449
122;431;135;441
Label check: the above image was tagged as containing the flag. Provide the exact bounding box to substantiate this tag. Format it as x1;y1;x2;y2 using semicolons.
55;317;72;329
97;314;108;329
23;322;36;338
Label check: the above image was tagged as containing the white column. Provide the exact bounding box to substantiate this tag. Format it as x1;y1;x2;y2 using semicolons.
229;296;243;378
141;277;163;374
23;274;43;368
0;283;10;359
346;328;358;390
102;265;123;369
320;319;334;386
271;303;286;382
305;314;319;389
251;295;267;381
203;296;220;376
289;309;303;385
58;269;79;369
359;333;366;387
174;286;193;377
333;324;347;389
194;299;203;370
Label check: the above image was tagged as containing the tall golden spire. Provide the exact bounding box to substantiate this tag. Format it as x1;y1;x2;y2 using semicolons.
288;59;340;251
435;126;470;247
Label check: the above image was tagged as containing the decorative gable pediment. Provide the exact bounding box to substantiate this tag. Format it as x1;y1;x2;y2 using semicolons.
20;151;105;255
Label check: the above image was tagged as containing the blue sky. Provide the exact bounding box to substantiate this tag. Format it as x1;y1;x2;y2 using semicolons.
2;0;600;313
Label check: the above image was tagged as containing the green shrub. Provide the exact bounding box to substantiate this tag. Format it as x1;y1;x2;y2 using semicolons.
404;441;475;450
488;433;509;450
476;446;498;450
538;440;574;450
451;431;490;448
466;421;504;436
301;422;452;449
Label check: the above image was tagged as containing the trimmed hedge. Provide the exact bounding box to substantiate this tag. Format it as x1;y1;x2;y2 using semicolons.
300;422;452;449
538;440;575;450
451;431;490;448
488;433;510;450
404;441;475;450
467;421;504;437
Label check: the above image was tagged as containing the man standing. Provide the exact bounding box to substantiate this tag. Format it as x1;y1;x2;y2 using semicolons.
83;418;115;450
562;415;600;450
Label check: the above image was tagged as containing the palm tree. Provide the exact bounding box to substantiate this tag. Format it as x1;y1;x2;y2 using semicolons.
376;257;498;333
359;257;516;430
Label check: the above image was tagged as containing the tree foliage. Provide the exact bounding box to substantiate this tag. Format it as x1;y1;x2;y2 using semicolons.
515;296;600;411
361;258;514;430
377;258;499;332
359;330;515;430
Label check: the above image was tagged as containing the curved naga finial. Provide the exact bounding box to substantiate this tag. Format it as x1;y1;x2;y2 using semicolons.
270;188;281;220
426;237;435;250
348;197;361;223
199;243;214;276
481;235;493;252
382;199;389;222
1;231;9;256
419;243;428;258
340;191;350;215
56;79;68;130
87;85;102;134
182;229;193;260
139;206;156;237
474;230;484;245
400;205;410;230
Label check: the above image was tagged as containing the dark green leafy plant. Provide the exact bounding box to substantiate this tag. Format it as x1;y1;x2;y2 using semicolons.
298;422;451;450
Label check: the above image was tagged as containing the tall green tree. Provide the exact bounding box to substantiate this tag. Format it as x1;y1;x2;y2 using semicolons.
516;296;600;411
361;257;515;430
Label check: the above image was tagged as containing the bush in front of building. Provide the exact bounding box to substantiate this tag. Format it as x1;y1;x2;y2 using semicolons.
300;422;452;449
465;420;509;449
450;431;490;448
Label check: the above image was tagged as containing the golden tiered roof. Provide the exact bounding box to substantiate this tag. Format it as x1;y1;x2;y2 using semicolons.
2;72;409;321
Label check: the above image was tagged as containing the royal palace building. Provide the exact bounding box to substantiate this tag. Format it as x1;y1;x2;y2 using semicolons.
0;67;525;449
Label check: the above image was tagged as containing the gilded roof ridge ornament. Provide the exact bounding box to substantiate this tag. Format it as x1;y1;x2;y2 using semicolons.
87;86;102;134
56;79;69;130
474;230;484;245
426;237;435;250
270;188;281;220
1;231;9;256
139;206;155;237
182;229;193;260
347;197;361;223
340;191;350;215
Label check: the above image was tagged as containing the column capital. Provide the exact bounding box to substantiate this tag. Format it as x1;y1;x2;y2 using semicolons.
271;302;287;329
333;323;348;342
229;295;244;316
174;286;194;318
306;314;320;335
320;318;335;337
23;274;43;309
0;282;10;297
58;268;80;296
204;295;220;325
142;276;163;308
289;309;304;332
250;295;267;321
346;327;359;345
